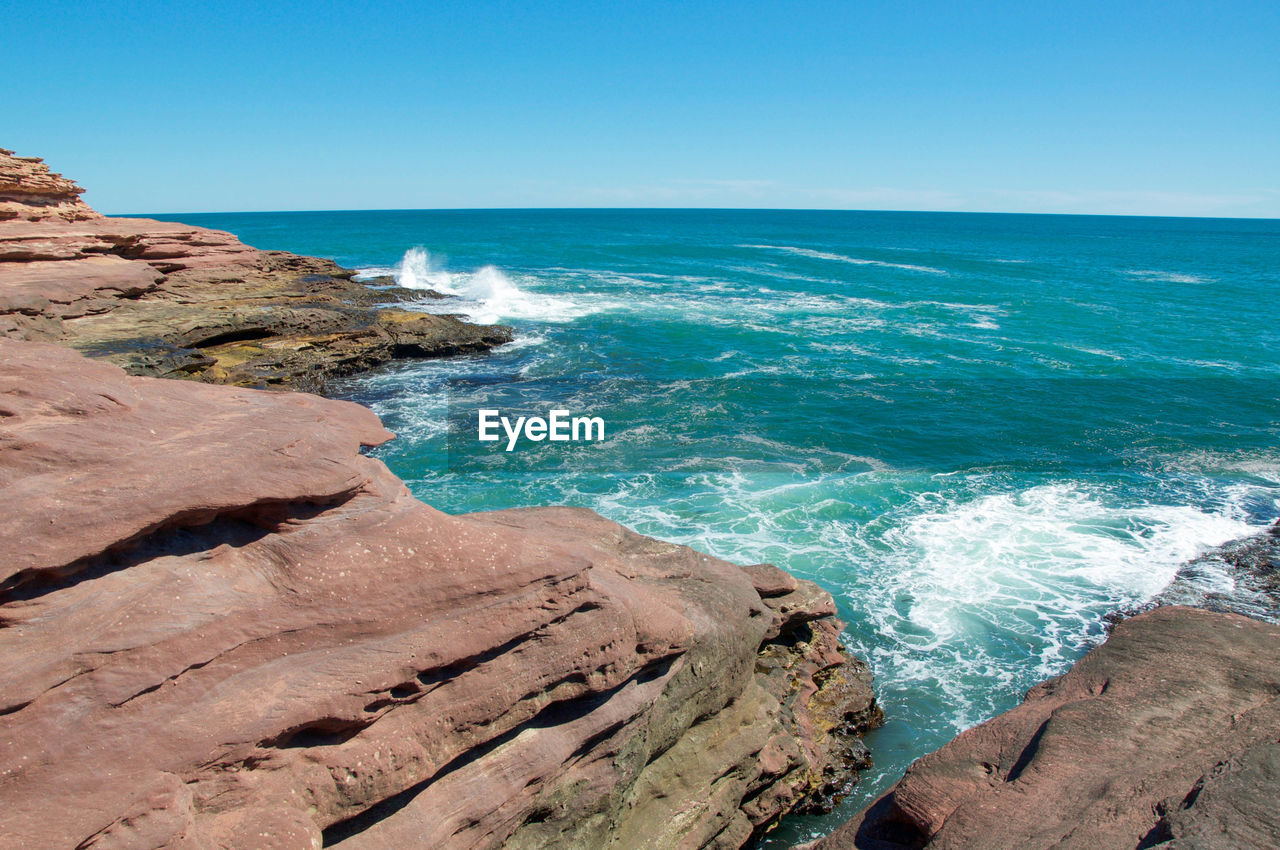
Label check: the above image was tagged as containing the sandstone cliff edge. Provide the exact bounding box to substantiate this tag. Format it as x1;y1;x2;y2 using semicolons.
0;151;882;848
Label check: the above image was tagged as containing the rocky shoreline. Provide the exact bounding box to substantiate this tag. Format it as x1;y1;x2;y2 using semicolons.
1144;520;1280;623
0;150;882;848
0;339;881;848
810;602;1280;850
0;148;512;391
809;523;1280;850
6;148;1277;850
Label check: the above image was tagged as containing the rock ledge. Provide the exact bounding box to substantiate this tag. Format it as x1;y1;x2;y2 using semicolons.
0;148;511;389
810;604;1280;850
0;339;880;849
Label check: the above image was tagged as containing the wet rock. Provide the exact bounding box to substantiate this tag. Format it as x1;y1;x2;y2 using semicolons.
1144;521;1280;623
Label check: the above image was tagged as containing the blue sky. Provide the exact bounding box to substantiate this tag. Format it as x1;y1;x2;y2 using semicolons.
3;1;1277;216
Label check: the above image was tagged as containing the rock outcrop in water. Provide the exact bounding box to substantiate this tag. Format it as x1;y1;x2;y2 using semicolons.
0;148;511;390
809;604;1280;849
1145;520;1280;623
0;338;881;848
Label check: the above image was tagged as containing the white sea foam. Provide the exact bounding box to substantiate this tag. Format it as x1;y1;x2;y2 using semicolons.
906;300;1006;329
1146;450;1280;517
853;482;1259;726
888;484;1252;634
378;248;602;324
600;469;1266;734
739;244;948;275
1126;269;1212;284
1170;357;1242;371
352;265;397;280
1058;343;1126;360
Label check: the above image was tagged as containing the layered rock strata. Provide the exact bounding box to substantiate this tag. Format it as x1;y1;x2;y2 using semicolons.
0;148;98;222
810;604;1280;850
0;149;511;389
0;339;880;849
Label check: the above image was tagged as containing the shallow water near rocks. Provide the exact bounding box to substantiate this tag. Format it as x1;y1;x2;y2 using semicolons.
151;209;1280;844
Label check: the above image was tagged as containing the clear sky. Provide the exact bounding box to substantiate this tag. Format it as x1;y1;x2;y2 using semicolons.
3;0;1278;216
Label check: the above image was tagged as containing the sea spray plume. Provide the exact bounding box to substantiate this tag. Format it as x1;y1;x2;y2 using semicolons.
461;266;589;324
389;247;595;324
394;246;458;292
393;245;428;288
391;247;516;302
467;265;519;302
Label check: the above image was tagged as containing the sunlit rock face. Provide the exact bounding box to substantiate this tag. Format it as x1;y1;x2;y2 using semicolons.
810;604;1280;850
0;148;512;390
0;339;879;849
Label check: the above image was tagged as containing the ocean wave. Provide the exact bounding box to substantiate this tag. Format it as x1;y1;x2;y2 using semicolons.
578;463;1267;741
1057;343;1126;360
377;247;604;324
856;481;1259;728
1145;450;1280;516
910;300;1006;329
497;333;549;351
739;244;948;275
352;265;397;280
1126;269;1212;284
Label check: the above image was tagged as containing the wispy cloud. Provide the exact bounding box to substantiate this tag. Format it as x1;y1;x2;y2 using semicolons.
573;179;777;205
566;180;963;209
520;179;1280;217
978;188;1280;217
799;187;966;210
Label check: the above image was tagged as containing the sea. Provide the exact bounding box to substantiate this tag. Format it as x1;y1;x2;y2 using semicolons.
148;209;1280;844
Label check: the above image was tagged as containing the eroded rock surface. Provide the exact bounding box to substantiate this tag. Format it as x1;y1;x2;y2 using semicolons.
0;148;98;222
810;605;1280;850
0;339;880;849
0;149;511;389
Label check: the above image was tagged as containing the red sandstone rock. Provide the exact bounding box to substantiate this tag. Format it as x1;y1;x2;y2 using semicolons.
0;216;260;269
0;255;163;319
0;149;99;222
0;150;511;388
0;339;878;849
811;605;1280;850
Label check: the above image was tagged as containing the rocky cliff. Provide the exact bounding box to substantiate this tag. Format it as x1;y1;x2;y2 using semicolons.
0;149;883;848
0;148;511;390
0;339;880;847
0;149;99;222
810;603;1280;849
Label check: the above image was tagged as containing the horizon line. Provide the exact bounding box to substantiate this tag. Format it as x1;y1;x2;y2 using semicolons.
110;206;1280;223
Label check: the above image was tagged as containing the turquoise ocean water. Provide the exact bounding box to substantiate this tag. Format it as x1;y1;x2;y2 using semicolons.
150;209;1280;843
